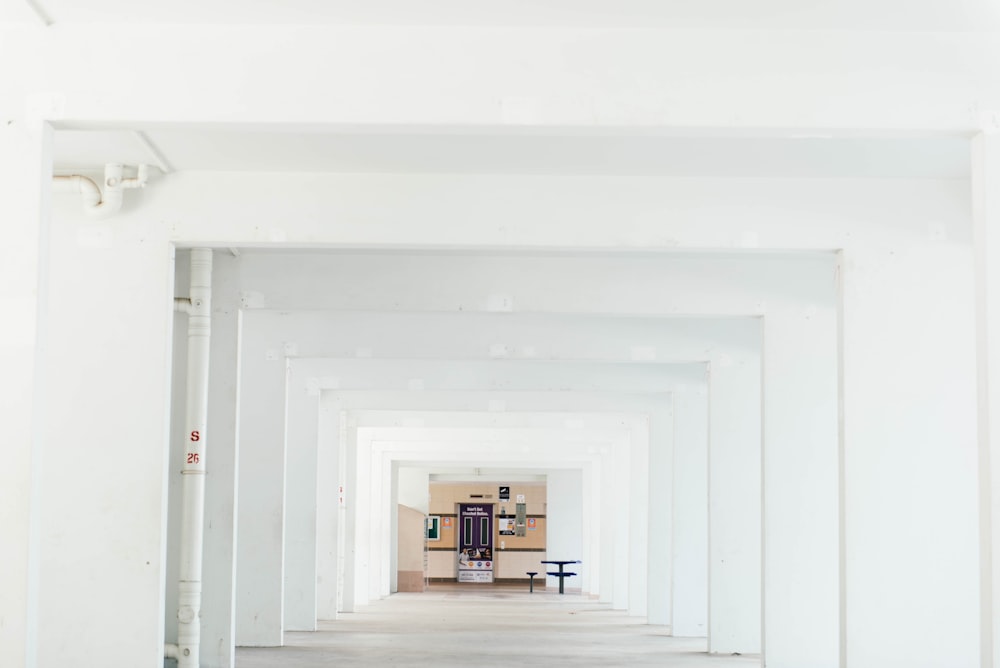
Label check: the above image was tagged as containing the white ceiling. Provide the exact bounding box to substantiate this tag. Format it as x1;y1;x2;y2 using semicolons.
51;128;969;179
7;0;1000;31
15;0;981;179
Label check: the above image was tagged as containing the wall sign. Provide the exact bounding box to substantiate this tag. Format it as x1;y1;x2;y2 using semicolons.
515;502;527;537
499;486;510;500
426;516;441;541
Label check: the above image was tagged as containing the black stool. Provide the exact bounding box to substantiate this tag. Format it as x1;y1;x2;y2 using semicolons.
526;571;538;592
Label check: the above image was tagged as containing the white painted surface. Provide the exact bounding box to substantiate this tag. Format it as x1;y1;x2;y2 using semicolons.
247;303;753;631
283;363;319;631
234;321;286;646
313;379;687;617
3;19;985;665
842;226;978;666
4;26;999;132
708;336;763;654
762;264;839;667
546;470;584;589
53;129;970;179
0;117;49;668
974;130;1000;668
315;401;341;620
672;379;710;636
199;251;242;668
35;184;175;668
397;469;430;516
13;0;1000;31
231;251;808;650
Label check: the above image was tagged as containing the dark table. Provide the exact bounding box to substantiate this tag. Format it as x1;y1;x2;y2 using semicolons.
541;560;581;594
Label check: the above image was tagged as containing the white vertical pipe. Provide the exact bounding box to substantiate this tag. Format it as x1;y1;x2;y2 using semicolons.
176;248;212;667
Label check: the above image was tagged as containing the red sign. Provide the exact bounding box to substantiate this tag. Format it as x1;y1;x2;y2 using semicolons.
528;518;536;529
443;517;452;528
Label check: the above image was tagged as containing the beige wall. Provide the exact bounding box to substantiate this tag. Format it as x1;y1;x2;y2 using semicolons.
397;504;426;592
429;481;547;580
429;481;546;515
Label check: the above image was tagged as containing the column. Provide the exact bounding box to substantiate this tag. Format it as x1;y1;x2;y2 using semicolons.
708;345;762;654
37;140;176;667
763;296;839;668
974;124;1000;668
842;199;978;666
235;313;288;646
202;251;242;665
284;363;320;630
0;112;49;668
315;393;342;619
671;379;709;636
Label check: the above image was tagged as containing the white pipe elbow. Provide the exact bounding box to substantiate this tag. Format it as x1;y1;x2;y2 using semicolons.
51;175;101;206
52;163;149;219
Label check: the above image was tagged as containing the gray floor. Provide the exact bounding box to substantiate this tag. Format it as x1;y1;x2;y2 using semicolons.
237;584;759;667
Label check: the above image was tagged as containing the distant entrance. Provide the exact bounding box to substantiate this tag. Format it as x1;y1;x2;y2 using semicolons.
457;503;494;583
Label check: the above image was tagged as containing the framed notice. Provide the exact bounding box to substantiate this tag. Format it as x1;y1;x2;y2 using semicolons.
426;515;441;541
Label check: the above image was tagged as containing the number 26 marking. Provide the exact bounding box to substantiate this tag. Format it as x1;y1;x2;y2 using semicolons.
187;453;200;464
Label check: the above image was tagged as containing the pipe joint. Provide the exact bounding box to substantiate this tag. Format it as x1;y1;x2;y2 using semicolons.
52;163;150;219
177;605;198;624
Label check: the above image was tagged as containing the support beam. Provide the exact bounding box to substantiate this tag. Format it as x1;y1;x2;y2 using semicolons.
842;199;978;667
284;364;320;631
708;346;762;654
202;252;241;667
974;124;1000;668
0;113;49;668
234;324;287;646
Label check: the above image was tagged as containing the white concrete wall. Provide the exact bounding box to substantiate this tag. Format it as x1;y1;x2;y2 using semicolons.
284;362;319;631
229;252;800;652
546;469;584;589
252;304;750;629
35;185;176;668
842;231;977;667
317;386;679;615
709;334;763;653
974;129;1000;668
762;260;840;667
234;318;287;646
398;469;430;515
4;25;998;131
1;31;976;656
315;399;341;620
672;380;710;636
0;112;49;668
29;168;976;668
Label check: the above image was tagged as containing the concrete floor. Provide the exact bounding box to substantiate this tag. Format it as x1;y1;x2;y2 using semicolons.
237;584;759;667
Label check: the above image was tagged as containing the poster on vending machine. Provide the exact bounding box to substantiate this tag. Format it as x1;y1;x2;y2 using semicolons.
457;504;494;583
